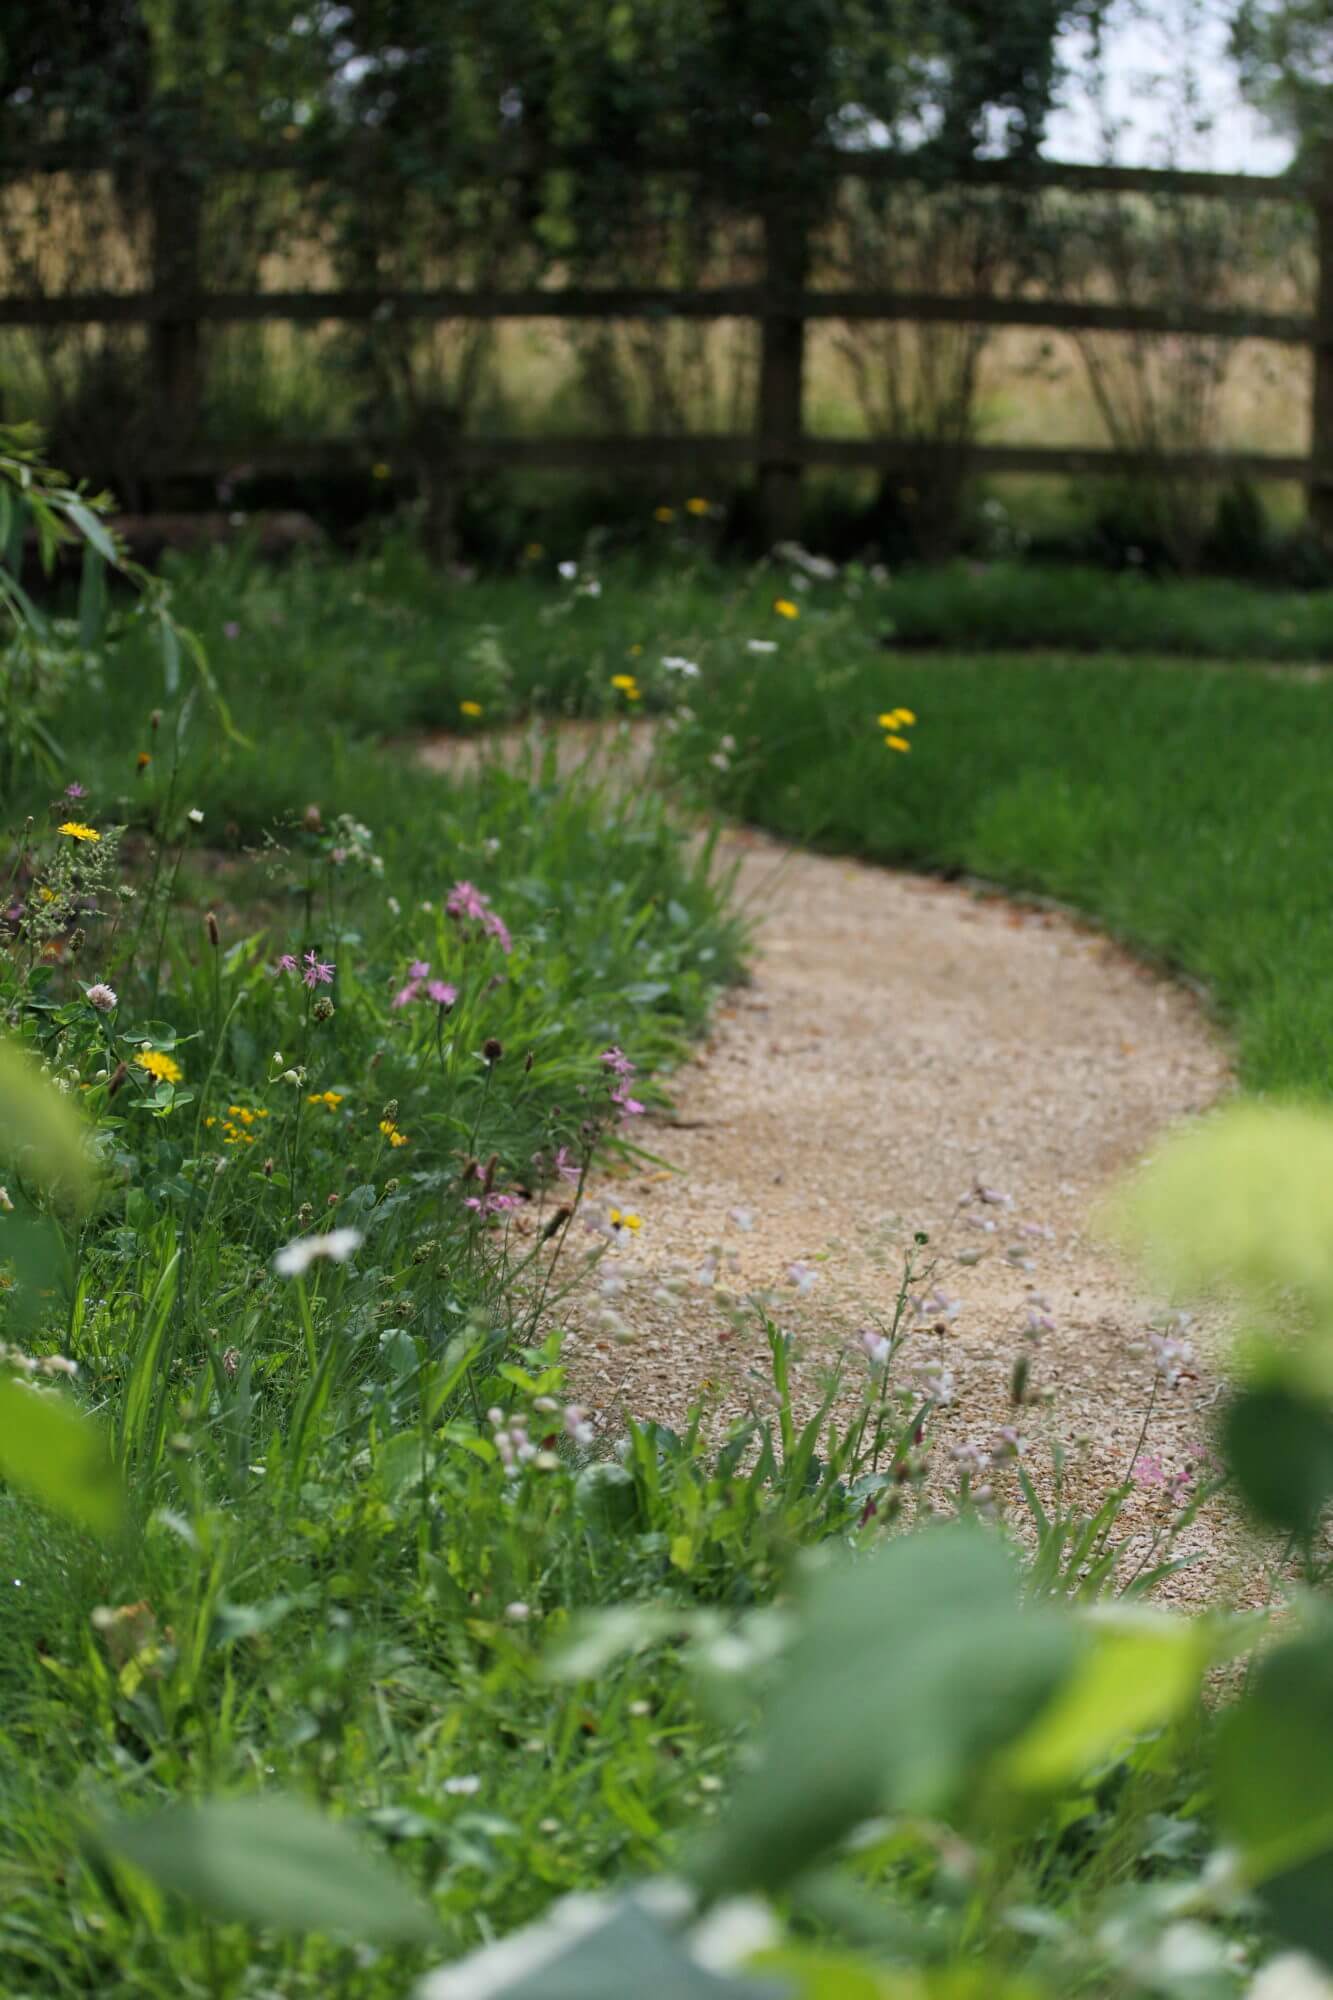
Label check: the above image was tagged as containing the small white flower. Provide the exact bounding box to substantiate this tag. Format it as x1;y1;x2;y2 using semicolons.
661;655;700;677
557;560;578;580
746;639;777;654
387;895;402;915
443;1774;481;1797
187;808;204;825
85;983;118;1013
504;1601;531;1622
272;1227;364;1277
577;578;601;597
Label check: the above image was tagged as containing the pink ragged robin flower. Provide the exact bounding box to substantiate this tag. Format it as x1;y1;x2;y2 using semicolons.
600;1046;636;1077
277;953;298;975
64;781;87;800
392;981;421;1009
409;959;431;979
426;980;457;1008
610;1084;644;1119
302;951;335;989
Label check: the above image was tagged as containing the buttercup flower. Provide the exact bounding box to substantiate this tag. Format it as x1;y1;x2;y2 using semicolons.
885;735;911;753
58;821;100;843
685;496;710;516
610;673;641;702
654;506;675;523
272;1227;363;1277
136;1049;183;1084
773;599;800;620
459;700;483;719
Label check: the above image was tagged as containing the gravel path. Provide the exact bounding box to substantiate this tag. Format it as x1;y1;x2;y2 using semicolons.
423;725;1262;1604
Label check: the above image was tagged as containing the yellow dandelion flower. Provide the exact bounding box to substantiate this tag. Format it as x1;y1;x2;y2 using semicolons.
609;1207;642;1232
58;821;100;843
685;496;710;516
884;735;912;754
136;752;151;772
654;505;675;523
895;707;917;726
136;1049;183;1084
773;598;800;620
459;699;483;720
610;674;641;701
37;887;56;902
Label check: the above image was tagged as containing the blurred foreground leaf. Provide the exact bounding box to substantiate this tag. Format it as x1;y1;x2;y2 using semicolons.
695;1527;1076;1898
102;1795;436;1941
0;1375;123;1538
1223;1381;1333;1538
0;1036;94;1209
1215;1622;1333;1968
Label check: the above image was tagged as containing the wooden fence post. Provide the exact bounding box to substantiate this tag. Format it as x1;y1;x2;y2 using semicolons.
1310;143;1333;544
148;158;203;470
756;197;808;547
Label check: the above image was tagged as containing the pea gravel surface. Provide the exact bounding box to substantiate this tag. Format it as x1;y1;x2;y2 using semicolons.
423;722;1270;1606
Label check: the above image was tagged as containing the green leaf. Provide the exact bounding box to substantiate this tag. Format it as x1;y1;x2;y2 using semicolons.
1223;1382;1333;1537
1215;1620;1333;1967
0;1376;123;1538
101;1795;436;1941
697;1526;1077;1899
0;1035;95;1207
63;497;119;566
1001;1607;1228;1790
417;1895;769;2000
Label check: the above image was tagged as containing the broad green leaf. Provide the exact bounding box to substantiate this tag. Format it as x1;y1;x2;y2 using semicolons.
1215;1621;1333;1967
1107;1102;1333;1351
103;1795;436;1941
697;1527;1076;1898
416;1895;768;2000
547;1602;703;1682
1001;1608;1225;1790
1223;1382;1333;1537
0;1037;95;1208
0;1375;123;1538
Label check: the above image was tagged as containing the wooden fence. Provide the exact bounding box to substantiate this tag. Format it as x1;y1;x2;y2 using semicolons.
2;146;1328;544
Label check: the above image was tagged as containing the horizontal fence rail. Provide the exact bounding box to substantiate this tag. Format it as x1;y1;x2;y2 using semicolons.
2;145;1330;541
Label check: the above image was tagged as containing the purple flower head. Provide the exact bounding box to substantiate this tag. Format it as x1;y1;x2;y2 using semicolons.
446;881;513;954
277;953;298;975
447;881;488;923
600;1046;636;1078
223;620;240;640
464;1191;521;1217
409;960;431;980
426;980;457;1008
302;951;335;989
64;781;87;800
392;981;422;1009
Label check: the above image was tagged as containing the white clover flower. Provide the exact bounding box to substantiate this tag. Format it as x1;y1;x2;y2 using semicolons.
661;655;700;677
443;1774;481;1797
187;808;204;825
85;983;118;1013
272;1227;363;1277
746;639;777;654
557;560;578;580
504;1602;531;1622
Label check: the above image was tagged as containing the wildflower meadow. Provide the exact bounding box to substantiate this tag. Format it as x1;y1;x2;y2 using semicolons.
3;426;1333;2000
